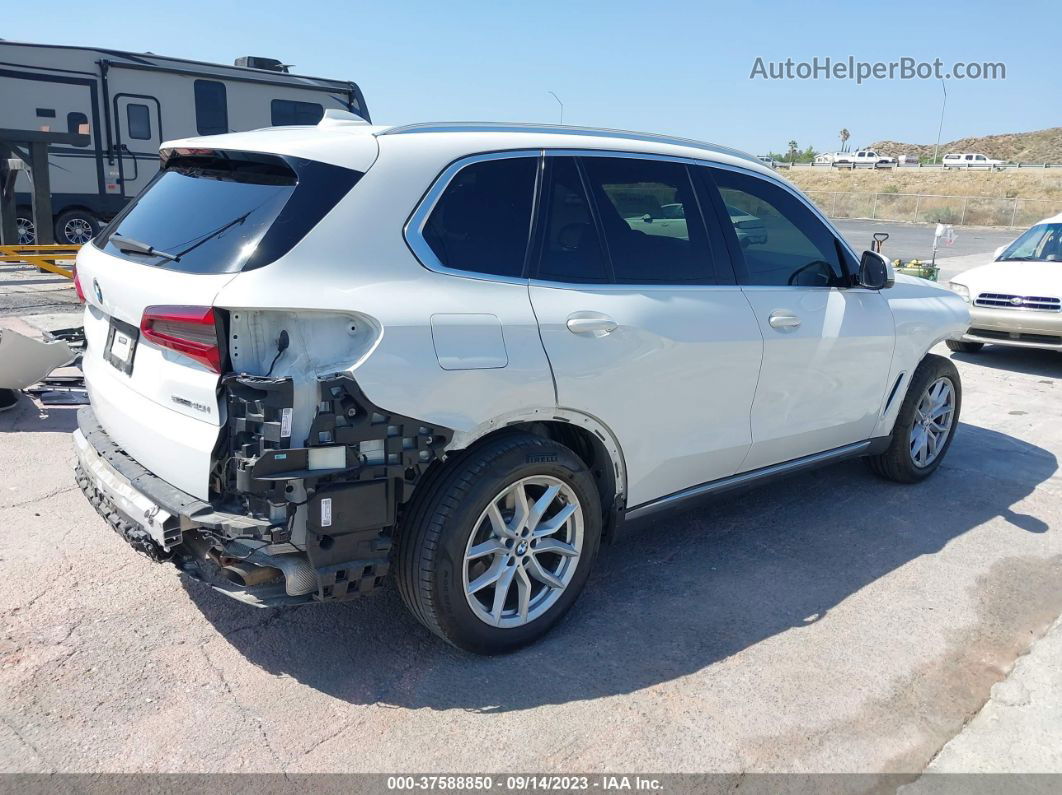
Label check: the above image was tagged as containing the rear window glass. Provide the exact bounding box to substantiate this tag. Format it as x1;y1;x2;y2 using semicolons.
95;152;361;274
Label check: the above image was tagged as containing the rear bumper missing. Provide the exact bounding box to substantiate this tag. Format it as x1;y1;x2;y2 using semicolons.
72;405;389;607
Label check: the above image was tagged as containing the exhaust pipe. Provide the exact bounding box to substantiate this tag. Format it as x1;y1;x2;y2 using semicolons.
220;561;283;588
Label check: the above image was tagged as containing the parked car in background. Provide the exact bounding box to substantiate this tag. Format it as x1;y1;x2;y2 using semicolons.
1;40;368;244
942;153;1004;170
757;156;777;168
833;149;896;168
948;212;1062;353
71;120;969;653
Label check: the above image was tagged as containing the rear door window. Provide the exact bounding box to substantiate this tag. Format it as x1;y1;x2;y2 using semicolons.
536;157;610;283
422;156;538;278
580;156;717;283
95;152;361;274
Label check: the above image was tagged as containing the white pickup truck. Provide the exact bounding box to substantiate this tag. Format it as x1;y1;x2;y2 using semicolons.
832;149;896;168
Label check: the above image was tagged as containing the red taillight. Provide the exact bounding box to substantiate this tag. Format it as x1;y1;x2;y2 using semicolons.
73;266;86;303
140;305;222;373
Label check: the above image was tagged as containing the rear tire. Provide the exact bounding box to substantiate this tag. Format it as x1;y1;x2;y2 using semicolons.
16;209;36;245
396;432;601;654
946;340;984;353
54;209;99;245
867;354;961;483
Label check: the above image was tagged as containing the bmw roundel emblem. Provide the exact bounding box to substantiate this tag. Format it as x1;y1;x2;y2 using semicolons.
93;278;103;303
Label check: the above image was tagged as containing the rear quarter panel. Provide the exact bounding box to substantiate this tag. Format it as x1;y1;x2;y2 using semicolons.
211;136;556;448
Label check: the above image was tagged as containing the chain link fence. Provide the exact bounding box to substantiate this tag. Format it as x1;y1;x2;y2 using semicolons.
804;191;1060;227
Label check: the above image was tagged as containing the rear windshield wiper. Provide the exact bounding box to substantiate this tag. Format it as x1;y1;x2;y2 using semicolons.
110;233;179;263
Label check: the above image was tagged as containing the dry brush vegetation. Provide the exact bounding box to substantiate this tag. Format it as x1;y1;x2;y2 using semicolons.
780;169;1062;226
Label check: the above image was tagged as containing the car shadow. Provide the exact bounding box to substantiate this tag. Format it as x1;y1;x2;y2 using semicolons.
950;346;1061;378
184;422;1056;713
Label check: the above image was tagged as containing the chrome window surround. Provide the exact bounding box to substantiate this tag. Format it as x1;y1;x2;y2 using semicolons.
403;148;865;292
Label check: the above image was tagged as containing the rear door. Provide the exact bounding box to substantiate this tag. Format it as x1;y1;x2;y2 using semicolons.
528;154;763;509
700;165;895;472
78;149;360;499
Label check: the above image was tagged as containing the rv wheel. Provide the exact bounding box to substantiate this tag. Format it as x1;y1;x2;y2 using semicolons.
55;210;99;245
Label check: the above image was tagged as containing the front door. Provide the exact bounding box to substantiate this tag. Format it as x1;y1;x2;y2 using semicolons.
528;154;764;509
114;95;162;198
702;166;895;472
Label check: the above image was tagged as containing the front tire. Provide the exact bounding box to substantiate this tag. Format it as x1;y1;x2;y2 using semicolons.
396;432;602;654
946;340;984;353
867;354;961;483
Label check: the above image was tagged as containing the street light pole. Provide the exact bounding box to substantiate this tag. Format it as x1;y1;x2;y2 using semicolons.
933;79;947;165
547;91;564;125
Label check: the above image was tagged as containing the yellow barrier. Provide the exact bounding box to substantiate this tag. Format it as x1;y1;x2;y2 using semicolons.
0;244;80;279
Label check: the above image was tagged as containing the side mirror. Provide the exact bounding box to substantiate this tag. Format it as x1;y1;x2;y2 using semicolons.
641;213;653;223
858;250;894;290
993;244;1007;260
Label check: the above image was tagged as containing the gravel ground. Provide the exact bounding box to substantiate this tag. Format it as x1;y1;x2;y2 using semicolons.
0;340;1059;775
1;231;1059;777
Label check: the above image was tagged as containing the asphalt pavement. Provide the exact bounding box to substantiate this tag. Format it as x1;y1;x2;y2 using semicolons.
1;221;1059;777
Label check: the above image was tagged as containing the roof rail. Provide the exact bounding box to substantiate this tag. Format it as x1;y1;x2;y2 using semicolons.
377;122;761;166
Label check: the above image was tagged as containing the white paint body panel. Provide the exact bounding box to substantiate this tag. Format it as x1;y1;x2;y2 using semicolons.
529;284;763;508
78;121;969;513
739;287;895;471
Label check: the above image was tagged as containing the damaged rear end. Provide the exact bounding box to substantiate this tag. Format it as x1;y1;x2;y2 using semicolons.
73;137;451;606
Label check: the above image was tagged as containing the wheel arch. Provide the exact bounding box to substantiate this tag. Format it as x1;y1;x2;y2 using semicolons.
446;409;627;539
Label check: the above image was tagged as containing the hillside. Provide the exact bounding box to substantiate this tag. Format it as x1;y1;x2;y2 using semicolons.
869;128;1062;164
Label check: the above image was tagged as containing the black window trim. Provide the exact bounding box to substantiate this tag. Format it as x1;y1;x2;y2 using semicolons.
404;148;860;290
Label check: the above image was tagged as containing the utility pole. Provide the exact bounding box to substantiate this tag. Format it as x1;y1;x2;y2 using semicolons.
547;91;564;125
933;79;947;165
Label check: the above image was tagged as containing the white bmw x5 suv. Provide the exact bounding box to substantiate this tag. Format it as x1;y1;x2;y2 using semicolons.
72;117;970;653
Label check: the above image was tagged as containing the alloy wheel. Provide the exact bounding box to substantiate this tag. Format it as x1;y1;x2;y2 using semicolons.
63;217;95;244
462;475;584;629
910;376;955;468
16;217;36;245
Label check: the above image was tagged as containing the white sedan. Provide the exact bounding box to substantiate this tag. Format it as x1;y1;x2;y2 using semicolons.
948;212;1062;353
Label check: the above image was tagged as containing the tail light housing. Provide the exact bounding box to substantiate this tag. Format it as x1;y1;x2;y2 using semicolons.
73;266;86;303
140;306;223;373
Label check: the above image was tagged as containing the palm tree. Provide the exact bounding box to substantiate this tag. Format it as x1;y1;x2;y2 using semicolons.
839;128;850;153
787;140;798;163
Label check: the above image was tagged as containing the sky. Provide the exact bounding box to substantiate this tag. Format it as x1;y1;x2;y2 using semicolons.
23;0;1059;156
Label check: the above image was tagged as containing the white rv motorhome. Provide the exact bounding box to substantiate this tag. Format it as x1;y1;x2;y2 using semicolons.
0;41;369;244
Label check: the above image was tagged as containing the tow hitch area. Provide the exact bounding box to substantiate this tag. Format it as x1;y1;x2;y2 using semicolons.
216;372;453;602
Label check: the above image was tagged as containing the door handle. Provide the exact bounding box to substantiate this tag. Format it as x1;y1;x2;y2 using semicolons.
566;313;618;337
768;312;801;329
